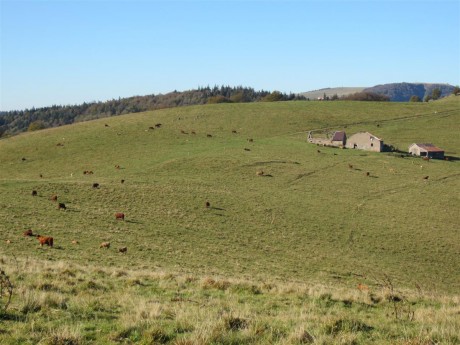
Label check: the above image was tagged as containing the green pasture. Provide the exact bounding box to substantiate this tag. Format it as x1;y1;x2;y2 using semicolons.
0;97;459;294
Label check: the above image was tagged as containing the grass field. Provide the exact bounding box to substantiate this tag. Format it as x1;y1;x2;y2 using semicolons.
0;96;459;344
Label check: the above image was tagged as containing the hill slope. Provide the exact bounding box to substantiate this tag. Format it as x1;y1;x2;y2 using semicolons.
0;96;459;344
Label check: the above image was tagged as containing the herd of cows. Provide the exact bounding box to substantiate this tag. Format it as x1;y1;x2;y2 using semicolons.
22;185;128;253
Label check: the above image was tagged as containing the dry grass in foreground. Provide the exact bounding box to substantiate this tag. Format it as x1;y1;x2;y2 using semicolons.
0;256;458;344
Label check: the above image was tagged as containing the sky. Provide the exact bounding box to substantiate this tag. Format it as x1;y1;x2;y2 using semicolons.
1;0;459;111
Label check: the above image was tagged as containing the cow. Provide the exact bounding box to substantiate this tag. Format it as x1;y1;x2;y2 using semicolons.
366;172;370;177
115;212;125;220
205;201;211;208
37;235;53;247
100;242;110;249
423;176;429;180
22;157;27;161
50;194;58;201
256;170;264;176
244;148;251;151
232;130;238;134
71;240;79;245
92;183;100;188
121;179;125;184
191;131;196;135
181;130;188;134
58;203;66;210
207;134;213;138
23;229;34;237
247;138;254;142
118;247;127;254
115;165;120;169
32;190;38;196
155;123;162;128
149;126;155;130
105;124;109;127
348;164;353;169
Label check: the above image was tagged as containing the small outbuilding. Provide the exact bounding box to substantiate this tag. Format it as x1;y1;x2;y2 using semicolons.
408;143;445;159
331;131;347;147
345;132;383;152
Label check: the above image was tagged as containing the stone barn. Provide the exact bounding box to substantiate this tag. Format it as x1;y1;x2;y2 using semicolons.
408;143;444;159
345;132;383;152
331;131;346;147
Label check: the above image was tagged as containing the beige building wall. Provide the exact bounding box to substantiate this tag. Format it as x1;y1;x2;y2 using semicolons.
346;132;383;152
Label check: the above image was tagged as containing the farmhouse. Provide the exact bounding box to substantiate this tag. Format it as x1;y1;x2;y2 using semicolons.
408;143;445;159
345;132;383;152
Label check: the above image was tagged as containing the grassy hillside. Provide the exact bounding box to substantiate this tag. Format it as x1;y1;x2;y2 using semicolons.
0;96;459;344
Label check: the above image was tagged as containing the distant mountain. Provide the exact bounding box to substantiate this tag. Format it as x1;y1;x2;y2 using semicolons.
300;87;366;100
301;83;455;102
364;83;455;102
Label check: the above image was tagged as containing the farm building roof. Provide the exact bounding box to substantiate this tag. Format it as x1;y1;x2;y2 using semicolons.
332;131;346;141
412;143;444;152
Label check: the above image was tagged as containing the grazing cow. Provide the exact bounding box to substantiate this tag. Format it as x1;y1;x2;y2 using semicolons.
71;240;79;245
317;149;321;153
256;170;264;176
115;165;120;169
348;164;353;169
247;138;254;142
50;194;58;201
6;240;11;244
422;157;430;161
181;130;188;134
205;201;211;208
244;148;251;151
32;190;38;196
115;212;125;220
37;235;54;247
56;143;64;147
232;130;237;134
39;174;43;178
92;183;100;188
100;242;110;249
207;134;213;138
191;131;196;135
155;123;162;128
149;126;155;130
121;179;125;184
366;172;370;177
58;203;66;210
118;247;127;254
105;124;109;127
23;229;34;237
423;176;429;180
22;157;27;161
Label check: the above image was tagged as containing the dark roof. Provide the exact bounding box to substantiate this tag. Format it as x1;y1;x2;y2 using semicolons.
332;131;346;141
414;143;444;152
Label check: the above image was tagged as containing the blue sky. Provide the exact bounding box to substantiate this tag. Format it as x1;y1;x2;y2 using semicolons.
1;0;459;111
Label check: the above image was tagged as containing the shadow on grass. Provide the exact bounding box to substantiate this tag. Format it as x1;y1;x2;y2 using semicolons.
0;312;26;322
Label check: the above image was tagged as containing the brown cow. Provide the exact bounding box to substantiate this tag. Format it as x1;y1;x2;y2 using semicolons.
155;123;162;128
71;240;79;245
50;194;58;201
58;203;66;210
23;229;34;237
32;190;38;196
37;235;53;247
205;201;211;208
121;179;125;184
366;172;370;177
100;242;110;249
118;247;127;254
115;165;120;169
247;138;254;142
92;183;99;188
256;170;264;176
206;134;213;138
115;212;125;220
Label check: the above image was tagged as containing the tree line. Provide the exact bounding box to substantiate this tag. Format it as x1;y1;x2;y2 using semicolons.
0;86;306;137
